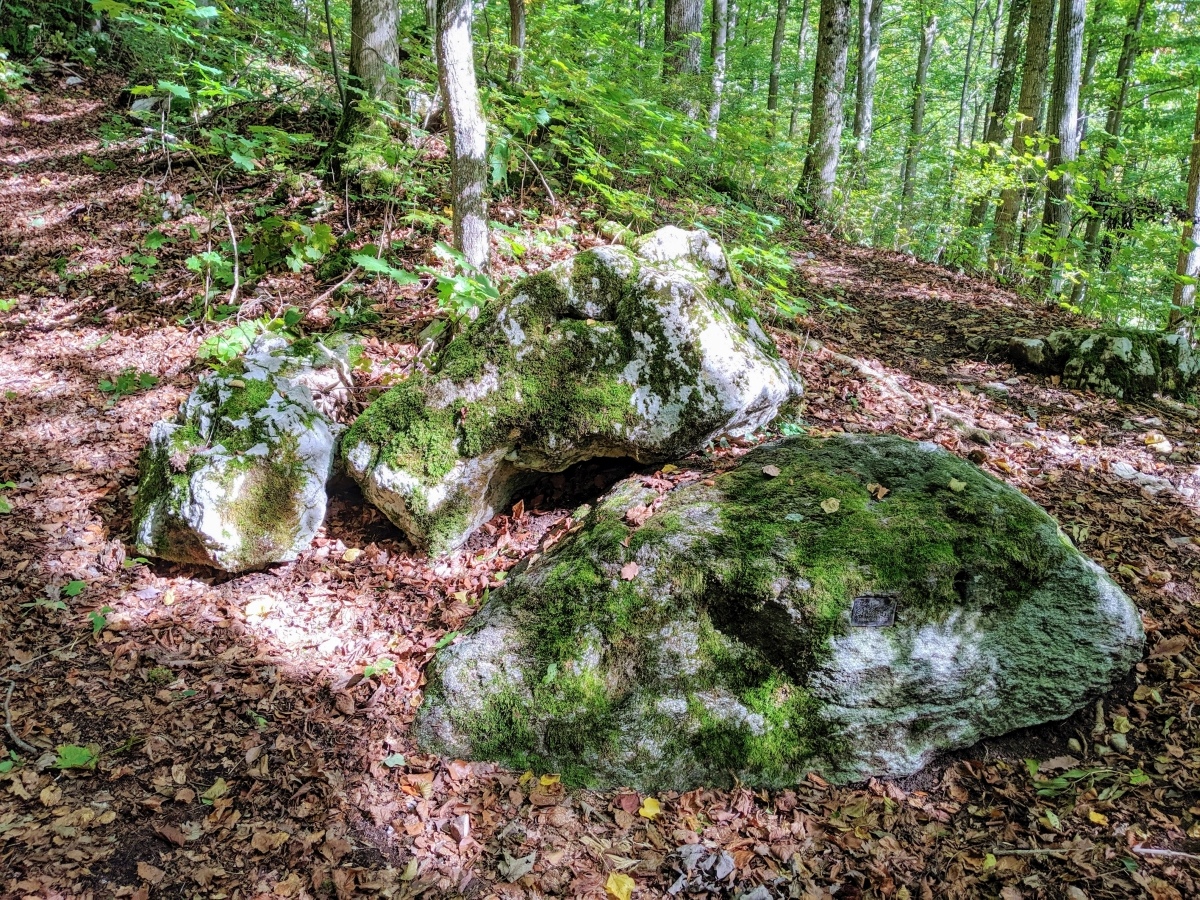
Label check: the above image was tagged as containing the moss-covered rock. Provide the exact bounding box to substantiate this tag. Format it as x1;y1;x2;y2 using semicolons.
979;328;1200;399
344;226;802;554
132;335;356;572
416;434;1144;788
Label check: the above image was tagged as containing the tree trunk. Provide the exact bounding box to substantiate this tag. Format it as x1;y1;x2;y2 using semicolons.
709;0;729;138
1076;0;1103;143
508;0;526;85
1071;0;1146;308
638;0;648;48
1169;87;1200;329
787;0;812;138
991;0;1056;269
437;0;490;270
967;0;1029;229
767;0;790;131
849;0;883;167
664;0;704;76
1037;0;1086;295
349;0;399;103
899;13;938;228
957;0;983;148
799;0;851;220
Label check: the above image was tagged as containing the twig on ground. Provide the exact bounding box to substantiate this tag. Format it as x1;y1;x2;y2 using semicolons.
4;681;39;755
1132;844;1200;862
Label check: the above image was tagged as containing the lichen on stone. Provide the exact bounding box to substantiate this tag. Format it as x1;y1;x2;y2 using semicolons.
416;433;1144;789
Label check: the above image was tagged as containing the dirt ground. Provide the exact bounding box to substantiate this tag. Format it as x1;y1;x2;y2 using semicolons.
2;78;1199;900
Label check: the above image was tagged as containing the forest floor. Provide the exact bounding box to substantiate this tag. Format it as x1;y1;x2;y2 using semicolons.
2;78;1200;900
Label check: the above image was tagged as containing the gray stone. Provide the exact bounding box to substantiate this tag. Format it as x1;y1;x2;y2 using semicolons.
132;335;356;572
343;226;802;554
416;434;1144;788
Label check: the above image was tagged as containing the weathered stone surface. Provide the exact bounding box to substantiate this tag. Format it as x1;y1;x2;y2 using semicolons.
417;434;1144;788
344;226;802;554
978;328;1200;399
133;335;356;572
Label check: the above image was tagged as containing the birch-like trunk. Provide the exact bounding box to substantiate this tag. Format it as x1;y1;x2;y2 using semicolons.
799;0;851;220
849;0;883;168
956;0;983;148
1037;0;1086;295
991;0;1056;269
1169;88;1200;329
787;0;812;138
767;0;790;132
437;0;490;270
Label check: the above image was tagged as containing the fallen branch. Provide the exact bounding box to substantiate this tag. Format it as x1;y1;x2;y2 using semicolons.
1132;844;1200;862
4;681;38;756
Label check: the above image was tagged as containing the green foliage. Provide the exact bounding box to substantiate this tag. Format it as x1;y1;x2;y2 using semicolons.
53;744;98;770
195;307;303;366
0;480;15;514
98;369;158;405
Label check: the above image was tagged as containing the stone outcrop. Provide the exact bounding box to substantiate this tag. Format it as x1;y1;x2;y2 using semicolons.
132;335;355;572
416;434;1144;788
343;226;802;554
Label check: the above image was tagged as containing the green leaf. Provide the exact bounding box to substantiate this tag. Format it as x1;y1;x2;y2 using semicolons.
144;230;172;250
352;254;420;285
88;606;113;635
229;151;256;172
434;631;460;650
54;744;98;770
156;79;190;100
382;753;407;768
63;580;86;597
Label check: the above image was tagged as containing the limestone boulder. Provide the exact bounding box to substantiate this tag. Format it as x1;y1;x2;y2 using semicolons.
416;434;1144;788
979;328;1200;399
344;226;802;554
132;334;356;572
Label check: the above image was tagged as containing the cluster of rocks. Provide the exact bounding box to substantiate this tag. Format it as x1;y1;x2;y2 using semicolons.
131;227;1144;787
974;327;1200;399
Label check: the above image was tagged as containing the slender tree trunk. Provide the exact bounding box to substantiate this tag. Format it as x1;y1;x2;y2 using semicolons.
507;0;526;84
427;0;439;60
967;0;1028;229
900;13;938;228
800;0;852;220
729;1;739;49
957;0;983;148
788;0;812;138
991;0;1056;269
1076;0;1103;142
767;0;790;132
1072;0;1145;308
349;0;399;103
1169;88;1200;329
1037;0;1086;295
849;0;883;169
437;0;490;269
709;0;729;138
664;0;704;76
638;0;648;48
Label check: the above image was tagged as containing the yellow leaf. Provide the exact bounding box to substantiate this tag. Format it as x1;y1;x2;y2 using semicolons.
454;590;470;603
948;478;967;492
539;773;561;786
638;796;661;819
1088;809;1109;826
519;770;533;786
399;858;419;881
201;777;229;802
1112;715;1132;734
660;464;678;474
245;597;274;618
162;587;175;606
820;497;840;513
605;871;635;900
342;548;362;562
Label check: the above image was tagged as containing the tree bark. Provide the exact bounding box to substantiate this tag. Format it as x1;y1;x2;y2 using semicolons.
849;0;883;167
787;0;812;138
708;0;729;138
799;0;851;220
349;0;399;103
437;0;490;270
899;13;938;228
664;0;704;76
1037;0;1086;295
1071;0;1146;308
967;0;1028;228
957;0;983;148
1076;0;1103;143
1169;87;1200;329
991;0;1056;269
767;0;790;130
638;0;648;48
507;0;526;85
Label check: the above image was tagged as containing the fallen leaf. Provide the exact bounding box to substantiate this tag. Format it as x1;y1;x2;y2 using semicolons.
1150;635;1190;658
1088;809;1109;826
762;465;781;478
866;482;889;499
341;547;362;562
154;823;187;847
625;504;652;526
137;862;166;884
512;499;525;520
498;850;537;881
638;796;661;819
539;773;561;786
615;792;640;814
201;777;229;803
820;497;840;513
605;871;635;900
620;561;639;580
948;478;967;492
251;830;289;853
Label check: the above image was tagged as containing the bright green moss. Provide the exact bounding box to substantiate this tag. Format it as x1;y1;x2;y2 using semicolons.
222;444;306;567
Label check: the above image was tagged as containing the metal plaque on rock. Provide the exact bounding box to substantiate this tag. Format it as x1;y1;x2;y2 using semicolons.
850;593;897;628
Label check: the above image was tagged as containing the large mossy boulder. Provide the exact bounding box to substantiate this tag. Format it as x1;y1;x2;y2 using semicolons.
132;335;355;572
979;328;1200;399
343;226;802;554
416;434;1144;788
